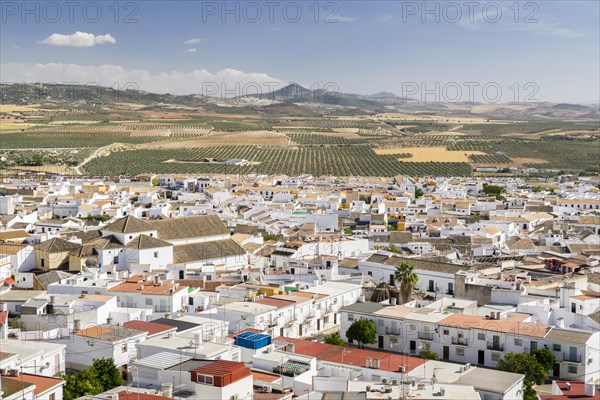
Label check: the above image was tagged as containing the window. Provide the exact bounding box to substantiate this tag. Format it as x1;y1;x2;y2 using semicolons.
443;329;449;335
422;342;430;350
121;344;127;353
49;394;55;400
456;347;465;356
553;344;561;352
154;251;159;258
530;341;538;350
478;333;485;341
113;256;119;264
568;365;578;374
491;353;501;361
514;338;523;346
41;259;45;268
196;375;214;385
146;298;153;305
378;319;384;326
348;313;354;322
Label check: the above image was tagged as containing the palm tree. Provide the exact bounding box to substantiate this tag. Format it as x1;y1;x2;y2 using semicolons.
394;261;419;304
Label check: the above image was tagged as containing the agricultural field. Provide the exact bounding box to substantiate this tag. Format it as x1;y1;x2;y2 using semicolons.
374;147;485;162
1;92;599;177
83;145;472;177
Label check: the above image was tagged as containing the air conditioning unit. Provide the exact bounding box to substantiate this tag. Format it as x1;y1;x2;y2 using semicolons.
230;395;239;400
391;379;398;385
440;387;446;396
261;385;273;393
398;366;406;373
7;369;19;377
382;378;388;385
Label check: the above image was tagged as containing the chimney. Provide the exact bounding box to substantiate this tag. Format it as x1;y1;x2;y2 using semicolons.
390;297;397;306
373;358;380;369
107;317;113;325
161;383;173;398
366;357;372;368
50;295;56;304
556;317;565;328
73;319;81;332
164;312;172;319
194;332;202;347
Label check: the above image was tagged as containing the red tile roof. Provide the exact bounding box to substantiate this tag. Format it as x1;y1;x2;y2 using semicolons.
118;390;172;400
122;320;177;337
279;337;426;373
540;381;600;400
191;360;248;377
255;297;295;309
2;373;64;396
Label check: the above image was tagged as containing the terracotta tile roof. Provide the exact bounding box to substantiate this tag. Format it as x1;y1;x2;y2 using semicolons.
440;314;551;338
2;373;64;396
279;337;426;373
191;360;249;377
102;215;152;234
75;324;146;342
540;381;600;400
255;297;295;309
147;214;229;241
122;320;176;336
173;239;245;263
118;390;173;400
252;370;281;383
108;280;187;296
33;237;80;252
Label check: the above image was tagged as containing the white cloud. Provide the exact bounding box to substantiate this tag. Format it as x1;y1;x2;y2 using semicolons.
40;32;116;47
0;63;286;97
186;48;197;53
183;38;203;45
334;15;358;23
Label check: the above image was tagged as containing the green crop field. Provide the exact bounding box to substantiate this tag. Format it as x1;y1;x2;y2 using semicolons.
82;145;472;177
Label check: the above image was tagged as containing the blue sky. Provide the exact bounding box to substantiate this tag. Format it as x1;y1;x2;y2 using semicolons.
1;1;599;102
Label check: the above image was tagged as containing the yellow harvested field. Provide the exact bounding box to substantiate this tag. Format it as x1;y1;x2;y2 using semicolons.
375;147;485;162
511;157;550;165
0;104;42;113
331;128;360;133
8;165;75;174
422;131;466;136
130;129;172;137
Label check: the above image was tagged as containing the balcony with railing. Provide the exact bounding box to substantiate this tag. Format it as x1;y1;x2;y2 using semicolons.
451;337;468;346
418;332;435;341
562;353;582;363
385;327;402;336
487;341;504;351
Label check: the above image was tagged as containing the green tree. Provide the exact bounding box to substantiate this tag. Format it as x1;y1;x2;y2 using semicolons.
151;177;159;186
414;188;424;198
482;184;506;200
497;352;548;385
387;244;403;254
531;347;555;373
62;368;103;400
324;332;348;347
346;319;376;349
419;349;439;360
523;380;538;400
343;227;353;235
394;261;419;304
8;317;22;330
90;358;124;391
